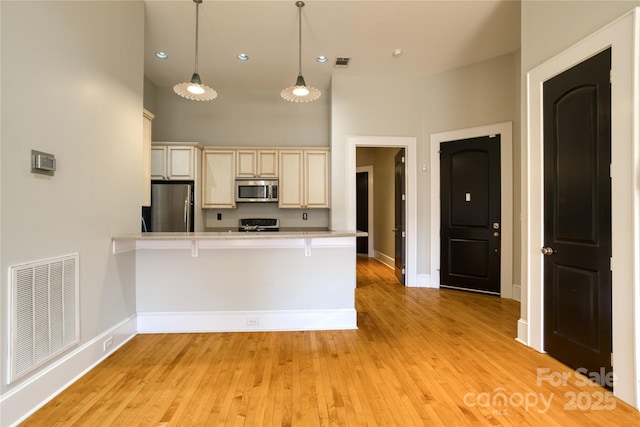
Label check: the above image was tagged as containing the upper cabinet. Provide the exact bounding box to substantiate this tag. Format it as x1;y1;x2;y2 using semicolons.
202;149;236;209
142;109;155;206
236;149;278;178
151;144;197;180
279;149;330;209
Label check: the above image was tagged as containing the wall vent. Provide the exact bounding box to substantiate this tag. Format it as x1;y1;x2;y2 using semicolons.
334;57;351;68
9;253;79;383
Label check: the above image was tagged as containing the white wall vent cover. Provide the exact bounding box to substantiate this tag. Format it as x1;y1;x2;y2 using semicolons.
9;253;79;383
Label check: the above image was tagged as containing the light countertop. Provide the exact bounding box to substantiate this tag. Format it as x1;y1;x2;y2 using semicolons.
113;230;365;242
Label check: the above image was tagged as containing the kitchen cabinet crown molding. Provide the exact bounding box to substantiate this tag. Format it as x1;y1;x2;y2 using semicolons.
202;145;329;152
153;141;203;150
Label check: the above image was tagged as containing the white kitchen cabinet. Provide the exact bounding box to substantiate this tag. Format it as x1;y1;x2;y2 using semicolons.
202;149;236;209
236;149;278;178
279;149;329;209
151;144;196;180
142;109;154;206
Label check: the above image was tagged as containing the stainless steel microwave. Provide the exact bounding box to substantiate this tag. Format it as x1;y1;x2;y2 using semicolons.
235;179;278;202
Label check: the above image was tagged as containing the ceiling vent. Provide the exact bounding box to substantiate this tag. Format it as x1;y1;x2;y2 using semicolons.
334;57;351;68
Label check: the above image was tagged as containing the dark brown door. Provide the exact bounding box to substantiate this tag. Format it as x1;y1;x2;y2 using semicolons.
543;48;612;385
394;149;405;284
356;171;369;255
440;136;501;294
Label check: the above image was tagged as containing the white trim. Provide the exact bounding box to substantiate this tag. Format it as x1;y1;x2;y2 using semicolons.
524;8;640;408
516;319;529;347
429;122;514;298
356;165;375;257
416;274;434;288
136;309;357;333
512;283;521;303
0;316;137;427
347;136;418;286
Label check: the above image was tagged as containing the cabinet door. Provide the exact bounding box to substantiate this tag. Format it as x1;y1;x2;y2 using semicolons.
202;150;236;208
168;146;194;179
236;150;257;178
257;150;278;178
305;150;330;208
150;146;166;180
278;150;304;208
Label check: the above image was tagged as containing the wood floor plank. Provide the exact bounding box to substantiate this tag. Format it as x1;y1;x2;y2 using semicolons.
21;257;640;426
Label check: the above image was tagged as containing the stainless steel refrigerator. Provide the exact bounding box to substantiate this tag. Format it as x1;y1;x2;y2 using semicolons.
146;182;194;232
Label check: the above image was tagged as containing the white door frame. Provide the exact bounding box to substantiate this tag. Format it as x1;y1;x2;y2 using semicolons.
430;122;514;298
347;136;417;286
356;165;374;257
522;8;640;408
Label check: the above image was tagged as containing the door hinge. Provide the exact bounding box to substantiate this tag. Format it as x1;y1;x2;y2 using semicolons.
402;231;406;238
402;194;406;201
610;69;612;84
611;352;614;367
402;156;405;163
402;268;406;274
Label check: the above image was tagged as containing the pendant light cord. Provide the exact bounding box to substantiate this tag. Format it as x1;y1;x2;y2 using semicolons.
297;1;303;77
194;0;201;74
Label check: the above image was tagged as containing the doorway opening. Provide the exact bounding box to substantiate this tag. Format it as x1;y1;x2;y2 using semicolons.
356;166;374;257
355;148;405;284
347;136;417;286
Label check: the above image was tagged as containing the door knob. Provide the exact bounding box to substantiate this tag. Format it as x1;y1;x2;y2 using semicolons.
541;246;555;256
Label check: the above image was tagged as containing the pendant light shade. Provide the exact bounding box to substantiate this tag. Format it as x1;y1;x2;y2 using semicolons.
174;0;217;101
281;1;321;103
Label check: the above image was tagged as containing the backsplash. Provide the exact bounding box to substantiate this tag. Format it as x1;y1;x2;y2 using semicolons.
204;204;329;229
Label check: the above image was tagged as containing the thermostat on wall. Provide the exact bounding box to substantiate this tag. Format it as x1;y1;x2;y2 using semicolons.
31;150;56;176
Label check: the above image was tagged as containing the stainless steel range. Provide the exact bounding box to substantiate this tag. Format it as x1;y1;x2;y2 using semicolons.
238;218;280;232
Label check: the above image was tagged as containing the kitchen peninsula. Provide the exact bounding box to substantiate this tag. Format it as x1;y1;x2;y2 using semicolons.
112;230;359;333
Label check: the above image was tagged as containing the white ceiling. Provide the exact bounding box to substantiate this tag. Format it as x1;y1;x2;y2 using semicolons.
144;0;521;92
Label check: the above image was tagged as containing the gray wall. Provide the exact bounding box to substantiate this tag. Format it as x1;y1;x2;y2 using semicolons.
331;52;519;278
0;0;143;409
152;86;330;147
519;0;640;319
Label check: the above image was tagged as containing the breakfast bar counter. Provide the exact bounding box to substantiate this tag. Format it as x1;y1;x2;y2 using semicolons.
112;231;359;333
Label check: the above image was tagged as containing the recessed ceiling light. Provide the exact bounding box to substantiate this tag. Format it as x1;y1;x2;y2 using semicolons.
316;56;328;63
237;53;249;61
392;49;403;57
155;51;168;59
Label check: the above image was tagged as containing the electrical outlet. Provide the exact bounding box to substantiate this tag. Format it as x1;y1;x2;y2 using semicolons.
103;336;114;352
303;212;308;220
217;213;222;220
247;317;259;326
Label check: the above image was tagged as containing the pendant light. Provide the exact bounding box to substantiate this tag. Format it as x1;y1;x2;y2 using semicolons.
174;0;217;101
280;1;321;103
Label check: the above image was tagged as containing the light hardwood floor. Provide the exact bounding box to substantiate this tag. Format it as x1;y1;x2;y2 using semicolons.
23;257;640;426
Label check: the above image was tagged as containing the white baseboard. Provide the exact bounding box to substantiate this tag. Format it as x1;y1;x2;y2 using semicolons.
512;283;521;302
409;274;436;288
0;316;137;427
137;309;358;333
516;318;528;346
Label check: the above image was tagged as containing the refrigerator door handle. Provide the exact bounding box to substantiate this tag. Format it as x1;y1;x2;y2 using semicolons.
184;200;189;232
185;185;192;232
